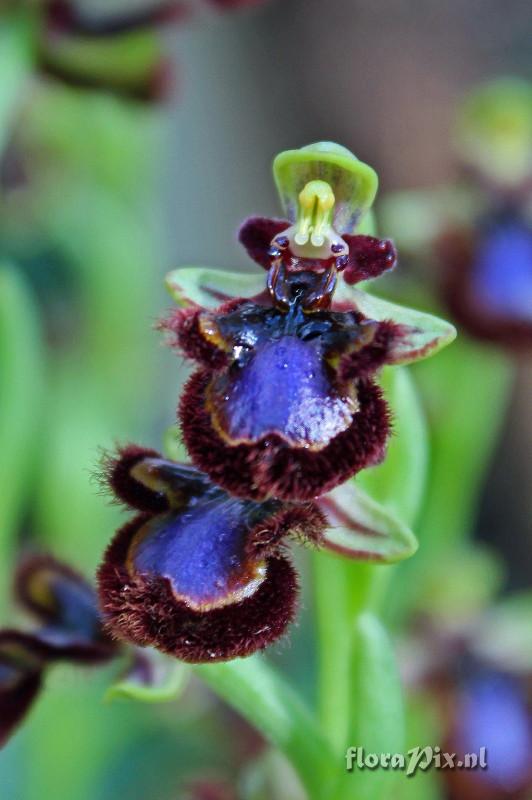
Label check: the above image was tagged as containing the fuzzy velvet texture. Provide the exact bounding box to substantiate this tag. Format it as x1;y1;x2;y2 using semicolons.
158;306;230;369
102;445;170;513
98;449;325;661
98;515;299;662
338;320;402;380
180;368;390;501
342;234;397;284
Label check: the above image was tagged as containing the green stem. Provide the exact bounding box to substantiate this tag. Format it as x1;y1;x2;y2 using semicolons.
389;337;514;623
313;551;352;754
0;10;36;153
194;657;336;800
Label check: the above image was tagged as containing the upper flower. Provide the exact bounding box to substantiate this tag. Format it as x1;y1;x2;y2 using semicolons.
36;0;185;102
162;142;456;501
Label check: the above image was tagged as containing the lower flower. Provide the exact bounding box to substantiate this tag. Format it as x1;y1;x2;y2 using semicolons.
97;446;325;662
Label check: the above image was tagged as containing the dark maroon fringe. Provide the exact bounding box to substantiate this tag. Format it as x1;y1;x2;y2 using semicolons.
158;307;228;368
339;320;402;380
100;445;169;513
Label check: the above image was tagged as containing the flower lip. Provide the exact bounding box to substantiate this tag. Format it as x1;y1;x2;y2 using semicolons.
439;208;532;349
124;486;279;612
200;294;369;450
98;448;325;661
181;368;390;501
107;453;283;611
14;555;115;661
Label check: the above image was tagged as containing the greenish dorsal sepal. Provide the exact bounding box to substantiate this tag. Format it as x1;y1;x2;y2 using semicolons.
273;142;378;235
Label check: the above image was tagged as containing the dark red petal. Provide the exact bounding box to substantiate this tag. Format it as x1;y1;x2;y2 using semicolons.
238;217;291;270
338;320;404;380
439;226;532;350
101;445;169;513
158;307;228;369
342;235;397;285
98;516;298;663
180;369;390;501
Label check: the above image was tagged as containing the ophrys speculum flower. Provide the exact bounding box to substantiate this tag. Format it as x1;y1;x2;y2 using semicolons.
164;143;455;501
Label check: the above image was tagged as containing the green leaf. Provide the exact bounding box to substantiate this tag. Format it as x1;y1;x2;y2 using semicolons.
194;657;336;800
106;650;190;704
165;266;264;308
320;482;418;564
273;142;378;233
0;265;44;607
0;13;34;154
388;337;513;626
162;425;190;462
336;286;456;364
358;367;428;527
333;613;405;800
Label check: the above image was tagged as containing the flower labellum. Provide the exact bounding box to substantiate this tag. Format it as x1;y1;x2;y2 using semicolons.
0;556;116;747
445;670;532;799
440;208;532;349
98;446;325;662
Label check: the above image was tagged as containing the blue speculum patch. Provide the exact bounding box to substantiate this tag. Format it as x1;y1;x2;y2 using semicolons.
205;295;365;449
471;214;532;322
458;671;532;788
211;336;356;447
130;491;275;610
